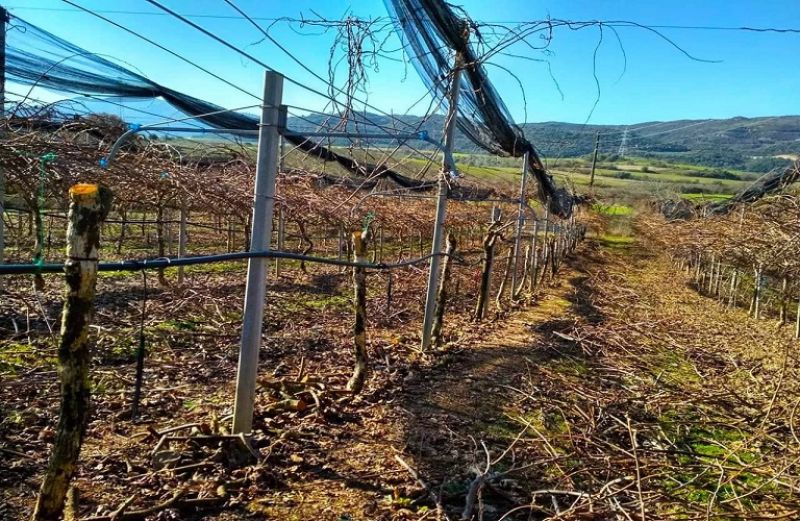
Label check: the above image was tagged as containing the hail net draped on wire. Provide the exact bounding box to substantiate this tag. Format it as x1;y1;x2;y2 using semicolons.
384;0;574;217
4;14;491;194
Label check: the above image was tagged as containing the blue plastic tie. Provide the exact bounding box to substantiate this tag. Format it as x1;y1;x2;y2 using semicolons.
128;123;142;131
417;130;429;141
99;157;109;169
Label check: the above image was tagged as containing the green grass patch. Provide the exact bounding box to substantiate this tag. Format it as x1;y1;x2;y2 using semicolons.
593;203;633;216
680;193;733;201
646;350;702;387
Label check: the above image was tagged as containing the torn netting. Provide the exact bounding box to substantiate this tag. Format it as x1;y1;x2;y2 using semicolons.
384;0;574;216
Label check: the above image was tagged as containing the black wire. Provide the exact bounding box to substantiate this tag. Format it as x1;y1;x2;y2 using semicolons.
0;249;450;276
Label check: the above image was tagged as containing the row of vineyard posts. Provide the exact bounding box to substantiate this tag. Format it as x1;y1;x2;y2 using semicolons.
4;70;586;519
675;250;800;336
19;180;584;519
663;199;800;338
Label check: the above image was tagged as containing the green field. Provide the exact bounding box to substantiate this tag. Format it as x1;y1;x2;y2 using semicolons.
169;138;761;205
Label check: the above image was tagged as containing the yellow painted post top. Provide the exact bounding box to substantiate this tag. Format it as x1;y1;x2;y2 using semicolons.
69;183;99;204
69;183;98;198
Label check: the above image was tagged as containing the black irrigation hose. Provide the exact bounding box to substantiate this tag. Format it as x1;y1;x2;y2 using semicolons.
0;249;456;276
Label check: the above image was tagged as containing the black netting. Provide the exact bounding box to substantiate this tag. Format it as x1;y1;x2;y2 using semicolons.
4;15;443;192
709;161;800;214
384;0;574;217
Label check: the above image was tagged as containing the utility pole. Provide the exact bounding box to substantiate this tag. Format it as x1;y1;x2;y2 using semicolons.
510;152;529;292
232;71;284;434
589;131;599;189
0;6;7;291
420;49;463;351
617;127;628;158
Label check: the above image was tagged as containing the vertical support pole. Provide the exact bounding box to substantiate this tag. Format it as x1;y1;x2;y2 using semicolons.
420;52;463;351
589;131;600;189
753;266;762;320
33;183;112;521
348;230;369;393
795;294;800;339
232;71;283;434
542;201;550;259
0;7;7;291
165;207;174;255
177;201;187;284
511;152;529;294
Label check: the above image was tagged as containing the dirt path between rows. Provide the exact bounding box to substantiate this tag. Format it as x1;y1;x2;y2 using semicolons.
250;223;800;520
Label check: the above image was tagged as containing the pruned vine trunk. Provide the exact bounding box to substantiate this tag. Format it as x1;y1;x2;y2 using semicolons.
297;220;313;273
474;224;500;322
33;183;112;521
495;248;513;312
431;233;456;347
347;230;369;394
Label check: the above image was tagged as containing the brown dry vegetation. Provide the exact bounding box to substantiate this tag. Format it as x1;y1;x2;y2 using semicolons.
5;115;800;520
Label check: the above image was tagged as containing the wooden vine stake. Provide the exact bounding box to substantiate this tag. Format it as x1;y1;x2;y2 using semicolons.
33;183;112;521
431;233;457;348
347;230;369;394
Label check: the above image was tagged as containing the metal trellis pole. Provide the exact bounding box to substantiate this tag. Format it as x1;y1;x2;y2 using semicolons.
0;6;7;291
511;152;529;292
420;53;463;351
232;71;284;434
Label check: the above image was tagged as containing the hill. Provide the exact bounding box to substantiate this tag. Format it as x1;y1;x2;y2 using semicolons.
289;113;800;172
71;98;799;171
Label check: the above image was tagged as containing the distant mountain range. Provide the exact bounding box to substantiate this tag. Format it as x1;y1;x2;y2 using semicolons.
288;112;800;171
67;98;800;171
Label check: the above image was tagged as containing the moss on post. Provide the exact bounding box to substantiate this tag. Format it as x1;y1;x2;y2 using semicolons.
347;230;369;394
32;183;112;521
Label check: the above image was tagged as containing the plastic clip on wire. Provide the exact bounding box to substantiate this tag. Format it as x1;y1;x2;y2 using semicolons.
35;152;58;270
362;211;376;234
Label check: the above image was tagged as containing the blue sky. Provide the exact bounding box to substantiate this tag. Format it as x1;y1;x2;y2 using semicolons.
4;0;800;125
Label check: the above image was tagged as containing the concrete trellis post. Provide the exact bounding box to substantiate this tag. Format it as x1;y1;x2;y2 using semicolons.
348;230;369;393
232;71;284;434
420;51;463;351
